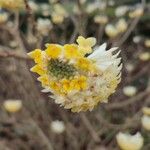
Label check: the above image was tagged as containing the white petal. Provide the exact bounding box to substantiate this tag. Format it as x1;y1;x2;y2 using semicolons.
41;88;51;93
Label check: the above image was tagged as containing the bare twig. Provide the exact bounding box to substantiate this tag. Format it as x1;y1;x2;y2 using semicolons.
80;113;101;143
0;49;30;60
29;119;54;150
96;113;140;131
114;0;145;47
97;25;105;44
114;18;140;47
105;88;150;110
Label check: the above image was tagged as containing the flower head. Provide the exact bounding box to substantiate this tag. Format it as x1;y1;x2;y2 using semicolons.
0;11;8;24
116;132;144;150
3;100;22;113
50;120;65;134
105;24;119;38
36;18;52;36
115;6;129;17
142;107;150;116
116;18;128;33
28;36;122;112
129;7;143;18
144;39;150;48
123;85;137;97
51;4;68;24
76;36;96;55
94;15;108;25
0;0;25;10
141;115;150;131
139;52;150;61
28;1;39;12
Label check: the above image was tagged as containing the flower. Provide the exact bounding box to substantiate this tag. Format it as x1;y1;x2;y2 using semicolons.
53;4;68;17
144;39;150;48
133;36;142;43
123;86;137;97
129;7;143;18
94;15;108;25
139;52;150;61
51;13;64;24
125;63;134;72
116;132;144;150
3;100;22;113
0;0;25;10
76;36;96;55
105;24;119;38
28;1;39;12
50;120;65;134
116;18;128;33
86;3;98;14
28;36;122;112
0;11;8;24
108;0;115;6
73;5;81;15
37;18;52;36
40;3;50;17
142;107;150;115
49;0;58;3
115;6;129;17
51;4;68;24
141;115;150;131
79;0;86;4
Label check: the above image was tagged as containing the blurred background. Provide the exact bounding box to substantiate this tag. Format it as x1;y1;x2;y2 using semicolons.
0;0;150;150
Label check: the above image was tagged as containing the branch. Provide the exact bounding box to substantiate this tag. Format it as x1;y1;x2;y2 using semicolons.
29;119;54;150
80;113;101;143
113;0;145;47
113;18;140;47
96;112;140;131
105;88;150;110
0;49;30;60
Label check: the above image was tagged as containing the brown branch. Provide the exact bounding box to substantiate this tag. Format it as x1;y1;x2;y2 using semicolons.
24;0;33;16
0;49;30;60
29;119;54;150
113;0;145;47
126;62;150;84
105;88;150;110
113;18;140;47
96;112;140;131
80;113;101;143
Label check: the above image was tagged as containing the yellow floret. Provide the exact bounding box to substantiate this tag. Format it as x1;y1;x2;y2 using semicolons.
76;57;96;72
64;44;81;59
38;75;49;87
71;76;87;90
142;107;150;116
0;0;25;10
3;100;22;113
59;76;87;94
30;64;45;75
71;103;90;112
28;49;42;64
60;79;72;93
49;81;63;95
76;36;96;55
45;44;62;58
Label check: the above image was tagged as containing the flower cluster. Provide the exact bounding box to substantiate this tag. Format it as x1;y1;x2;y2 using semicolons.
105;18;128;38
0;0;25;10
28;36;122;112
0;10;8;24
116;132;144;150
141;107;150;131
3;100;22;113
